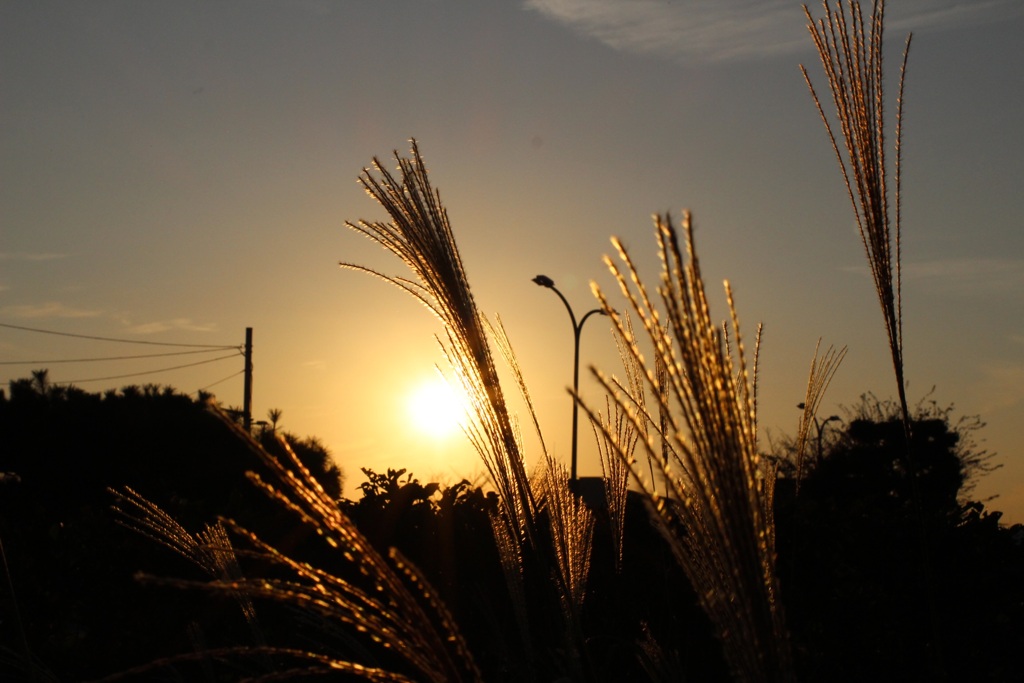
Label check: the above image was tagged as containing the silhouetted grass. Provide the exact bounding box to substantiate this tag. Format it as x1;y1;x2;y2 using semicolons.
801;0;911;431
341;143;537;545
582;212;794;682
793;340;847;490
108;419;482;682
342;141;599;678
99;4;961;680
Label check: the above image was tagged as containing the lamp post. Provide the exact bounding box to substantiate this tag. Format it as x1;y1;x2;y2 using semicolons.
533;275;607;484
815;414;841;464
796;403;841;466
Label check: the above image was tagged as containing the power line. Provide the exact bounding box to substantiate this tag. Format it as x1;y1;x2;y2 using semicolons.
2;322;254;423
0;322;239;349
0;347;234;365
55;352;241;385
197;369;245;393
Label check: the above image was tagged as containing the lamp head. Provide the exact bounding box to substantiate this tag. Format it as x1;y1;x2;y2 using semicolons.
532;274;555;288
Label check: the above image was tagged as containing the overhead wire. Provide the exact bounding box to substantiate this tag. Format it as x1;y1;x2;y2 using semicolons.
1;320;247;394
197;369;245;393
0;322;239;349
55;352;242;385
0;348;234;365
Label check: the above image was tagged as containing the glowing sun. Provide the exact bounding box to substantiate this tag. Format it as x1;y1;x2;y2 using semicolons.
406;377;467;438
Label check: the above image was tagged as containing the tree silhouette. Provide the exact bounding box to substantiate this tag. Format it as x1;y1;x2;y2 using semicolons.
30;368;49;395
3;369;1020;681
266;407;283;433
0;375;343;680
774;396;1024;681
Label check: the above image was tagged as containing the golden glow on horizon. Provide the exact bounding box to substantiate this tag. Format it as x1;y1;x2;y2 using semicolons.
406;376;467;439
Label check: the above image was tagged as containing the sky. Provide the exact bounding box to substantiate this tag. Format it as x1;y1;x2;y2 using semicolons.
2;1;1023;523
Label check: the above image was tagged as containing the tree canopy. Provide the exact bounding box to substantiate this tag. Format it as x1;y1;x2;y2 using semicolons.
0;377;342;680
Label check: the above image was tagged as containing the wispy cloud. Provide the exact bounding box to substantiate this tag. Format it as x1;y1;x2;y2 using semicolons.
0;302;102;319
903;257;1024;296
0;252;68;262
970;359;1024;414
122;318;219;334
523;0;1022;64
839;256;1024;296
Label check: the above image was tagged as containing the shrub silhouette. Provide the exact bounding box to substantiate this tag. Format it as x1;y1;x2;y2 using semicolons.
774;398;1024;681
0;381;342;680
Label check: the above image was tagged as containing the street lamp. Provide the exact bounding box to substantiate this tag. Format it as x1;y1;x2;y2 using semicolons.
533;275;607;483
797;403;841;464
815;414;841;464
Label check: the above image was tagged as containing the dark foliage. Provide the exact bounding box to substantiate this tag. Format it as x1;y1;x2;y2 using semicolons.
2;377;1021;681
776;408;1024;682
343;470;729;681
0;378;342;681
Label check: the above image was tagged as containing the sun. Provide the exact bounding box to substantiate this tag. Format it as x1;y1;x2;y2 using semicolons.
406;377;467;438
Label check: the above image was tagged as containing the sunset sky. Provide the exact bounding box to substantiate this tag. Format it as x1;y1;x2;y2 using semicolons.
3;1;1022;523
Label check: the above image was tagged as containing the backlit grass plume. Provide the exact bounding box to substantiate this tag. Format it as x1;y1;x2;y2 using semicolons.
110;487;266;649
590;314;646;571
116;421;479;683
801;0;912;429
341;142;597;673
540;455;595;647
793;340;847;489
582;212;794;683
341;141;537;545
108;420;482;682
589;394;632;573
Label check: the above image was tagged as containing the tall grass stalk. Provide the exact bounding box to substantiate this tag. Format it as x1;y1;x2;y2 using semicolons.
540;455;595;656
793;340;847;490
801;0;912;432
343;141;599;675
801;6;956;673
589;393;632;572
110;421;481;682
110;487;266;648
241;421;481;682
589;314;646;571
581;212;793;683
341;142;537;547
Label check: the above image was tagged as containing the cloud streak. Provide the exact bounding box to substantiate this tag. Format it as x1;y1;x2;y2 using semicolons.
839;257;1024;296
0;302;102;319
0;252;68;262
970;359;1024;414
524;0;1022;64
121;318;219;334
903;257;1024;296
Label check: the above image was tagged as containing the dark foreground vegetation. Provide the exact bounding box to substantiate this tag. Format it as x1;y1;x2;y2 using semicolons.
3;5;1021;680
1;379;1021;681
0;377;342;681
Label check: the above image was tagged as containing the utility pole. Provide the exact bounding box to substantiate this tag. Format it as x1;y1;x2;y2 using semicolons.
243;327;253;432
